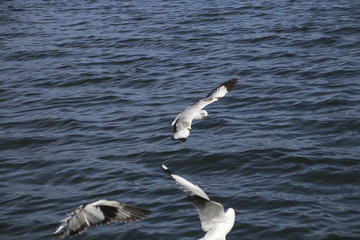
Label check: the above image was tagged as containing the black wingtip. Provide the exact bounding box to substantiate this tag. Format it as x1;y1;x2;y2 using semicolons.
223;78;238;92
144;209;152;215
206;78;238;98
131;206;152;217
122;204;152;218
162;164;175;176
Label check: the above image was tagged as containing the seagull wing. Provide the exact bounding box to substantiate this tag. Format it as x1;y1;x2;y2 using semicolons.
54;203;105;238
196;200;226;232
171;113;181;126
162;164;210;200
55;200;151;238
206;78;238;99
162;164;225;232
91;200;151;223
189;78;238;111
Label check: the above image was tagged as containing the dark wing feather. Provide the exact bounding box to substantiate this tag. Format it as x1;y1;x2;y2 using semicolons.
95;201;151;223
98;205;118;222
55;200;151;238
206;78;238;98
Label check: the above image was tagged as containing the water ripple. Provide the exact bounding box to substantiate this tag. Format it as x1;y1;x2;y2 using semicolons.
1;0;360;240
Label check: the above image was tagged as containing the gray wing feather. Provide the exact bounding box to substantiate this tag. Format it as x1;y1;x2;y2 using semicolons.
55;200;151;238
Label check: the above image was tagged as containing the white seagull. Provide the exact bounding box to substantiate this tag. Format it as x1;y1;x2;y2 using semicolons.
54;200;151;238
162;164;238;240
171;78;238;142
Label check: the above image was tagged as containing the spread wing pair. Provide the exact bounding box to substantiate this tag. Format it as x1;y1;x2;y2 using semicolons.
171;78;238;142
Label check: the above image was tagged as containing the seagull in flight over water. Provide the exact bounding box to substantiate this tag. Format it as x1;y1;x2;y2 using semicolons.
171;78;238;142
162;164;239;240
54;200;151;238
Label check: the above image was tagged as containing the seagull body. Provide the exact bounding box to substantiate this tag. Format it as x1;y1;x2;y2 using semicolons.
54;200;151;238
171;78;238;142
162;164;237;240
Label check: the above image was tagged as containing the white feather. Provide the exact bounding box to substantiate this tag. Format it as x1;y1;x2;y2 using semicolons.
171;78;238;141
162;164;237;240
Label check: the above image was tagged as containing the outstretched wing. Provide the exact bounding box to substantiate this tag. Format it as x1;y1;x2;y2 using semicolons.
92;200;151;223
206;78;238;99
55;200;151;238
162;164;210;201
190;78;238;111
162;164;225;232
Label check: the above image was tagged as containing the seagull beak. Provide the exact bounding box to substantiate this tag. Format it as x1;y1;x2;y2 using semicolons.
206;115;210;118
234;209;240;215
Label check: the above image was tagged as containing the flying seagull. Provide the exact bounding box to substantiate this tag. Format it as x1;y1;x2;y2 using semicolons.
162;164;238;240
54;200;151;238
171;78;238;142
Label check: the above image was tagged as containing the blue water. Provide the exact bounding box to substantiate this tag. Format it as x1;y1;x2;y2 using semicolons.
1;0;360;239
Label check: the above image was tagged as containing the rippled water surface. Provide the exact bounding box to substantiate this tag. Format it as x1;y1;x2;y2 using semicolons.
1;0;360;239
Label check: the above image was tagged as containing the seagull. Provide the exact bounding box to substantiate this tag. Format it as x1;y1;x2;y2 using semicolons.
171;78;238;142
162;164;238;240
54;200;151;238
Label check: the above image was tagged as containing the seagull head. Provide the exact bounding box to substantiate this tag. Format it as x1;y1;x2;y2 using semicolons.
193;110;209;121
227;208;240;216
224;208;238;234
200;110;209;119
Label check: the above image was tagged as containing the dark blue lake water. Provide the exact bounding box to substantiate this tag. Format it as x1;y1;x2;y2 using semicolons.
1;0;360;239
